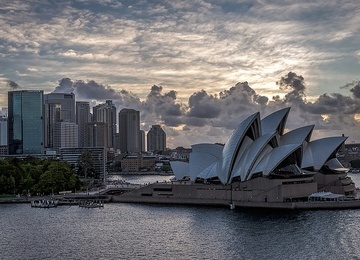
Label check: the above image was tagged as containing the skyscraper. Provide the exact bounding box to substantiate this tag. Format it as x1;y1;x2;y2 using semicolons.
8;90;44;155
0;108;8;146
53;121;78;150
0;117;7;146
84;122;108;148
147;125;166;152
119;108;140;154
140;130;145;152
93;100;116;148
76;101;91;147
44;93;75;148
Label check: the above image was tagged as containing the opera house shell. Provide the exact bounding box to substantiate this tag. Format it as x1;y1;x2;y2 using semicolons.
114;107;358;209
169;107;356;201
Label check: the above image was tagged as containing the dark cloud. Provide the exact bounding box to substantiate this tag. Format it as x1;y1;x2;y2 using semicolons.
54;78;119;100
187;90;221;118
277;72;306;103
54;78;74;93
73;80;118;100
350;83;360;99
340;80;360;90
6;80;20;89
145;85;183;118
54;78;141;108
305;93;357;114
48;72;360;148
254;94;269;105
184;117;207;127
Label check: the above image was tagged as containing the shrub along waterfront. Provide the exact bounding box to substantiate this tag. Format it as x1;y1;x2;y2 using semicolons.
0;157;82;196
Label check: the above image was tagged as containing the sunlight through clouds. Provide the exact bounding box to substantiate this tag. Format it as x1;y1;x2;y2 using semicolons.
1;0;360;147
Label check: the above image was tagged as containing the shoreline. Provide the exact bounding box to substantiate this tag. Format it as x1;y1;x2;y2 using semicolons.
108;172;174;176
3;195;360;210
110;195;360;210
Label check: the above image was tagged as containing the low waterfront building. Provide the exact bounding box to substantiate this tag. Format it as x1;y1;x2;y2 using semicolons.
59;147;106;177
121;154;157;172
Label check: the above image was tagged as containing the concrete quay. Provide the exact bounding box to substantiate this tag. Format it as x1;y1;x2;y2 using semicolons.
0;196;30;204
111;193;360;210
109;180;360;210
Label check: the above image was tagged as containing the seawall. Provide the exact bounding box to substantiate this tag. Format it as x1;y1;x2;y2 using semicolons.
111;194;360;210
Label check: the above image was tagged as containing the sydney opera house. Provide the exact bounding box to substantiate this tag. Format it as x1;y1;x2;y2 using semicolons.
114;107;359;209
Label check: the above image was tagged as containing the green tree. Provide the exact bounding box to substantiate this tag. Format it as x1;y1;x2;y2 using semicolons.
0;158;81;195
37;161;74;194
77;150;95;179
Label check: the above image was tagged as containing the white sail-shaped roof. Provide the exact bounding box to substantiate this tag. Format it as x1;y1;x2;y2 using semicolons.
261;107;290;136
189;143;223;181
170;161;190;180
231;132;279;182
217;112;261;184
324;158;348;172
281;125;314;145
301;136;347;170
250;143;301;177
229;136;254;181
240;132;279;180
197;162;218;180
247;144;273;179
172;107;347;185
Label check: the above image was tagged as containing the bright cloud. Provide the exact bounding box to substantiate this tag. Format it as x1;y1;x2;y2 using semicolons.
0;0;360;147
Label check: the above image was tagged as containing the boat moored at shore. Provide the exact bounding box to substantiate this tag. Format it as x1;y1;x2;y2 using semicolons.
31;199;58;208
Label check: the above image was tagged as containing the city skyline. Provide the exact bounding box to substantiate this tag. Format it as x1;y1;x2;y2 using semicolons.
4;91;167;153
1;1;360;148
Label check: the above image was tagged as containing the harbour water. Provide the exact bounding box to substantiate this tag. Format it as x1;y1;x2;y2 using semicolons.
2;174;360;260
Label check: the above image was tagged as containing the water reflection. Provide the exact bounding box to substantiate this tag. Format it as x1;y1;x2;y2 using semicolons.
1;173;360;259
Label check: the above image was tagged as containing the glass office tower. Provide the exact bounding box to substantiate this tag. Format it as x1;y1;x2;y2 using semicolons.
93;100;116;149
147;125;166;152
119;108;140;154
44;93;75;148
8;90;44;154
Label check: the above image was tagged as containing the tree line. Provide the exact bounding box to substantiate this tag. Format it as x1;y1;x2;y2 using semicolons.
0;157;82;196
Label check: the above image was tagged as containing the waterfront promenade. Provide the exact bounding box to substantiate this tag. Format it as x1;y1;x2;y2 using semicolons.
4;174;360;210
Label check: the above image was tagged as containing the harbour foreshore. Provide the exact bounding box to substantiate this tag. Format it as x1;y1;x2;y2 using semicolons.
0;194;111;205
3;194;360;210
111;194;360;210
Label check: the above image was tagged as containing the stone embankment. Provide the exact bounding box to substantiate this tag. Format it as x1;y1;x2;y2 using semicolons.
111;194;360;210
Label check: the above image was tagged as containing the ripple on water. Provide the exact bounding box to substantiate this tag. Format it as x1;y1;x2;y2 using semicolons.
1;204;360;260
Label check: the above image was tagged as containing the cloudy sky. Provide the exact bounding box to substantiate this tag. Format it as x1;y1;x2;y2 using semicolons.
1;0;360;148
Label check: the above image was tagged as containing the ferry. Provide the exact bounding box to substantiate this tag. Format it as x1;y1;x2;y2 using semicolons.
31;199;58;208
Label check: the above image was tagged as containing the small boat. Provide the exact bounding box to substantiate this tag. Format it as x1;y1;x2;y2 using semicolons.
31;199;58;208
79;200;104;208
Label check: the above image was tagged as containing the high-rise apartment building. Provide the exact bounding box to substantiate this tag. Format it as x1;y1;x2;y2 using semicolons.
44;93;75;148
53;121;78;150
93;100;116;148
8;90;44;155
119;108;141;153
84;122;108;148
0;117;7;146
140;130;145;152
76;101;91;147
147;125;166;152
0;108;8;146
